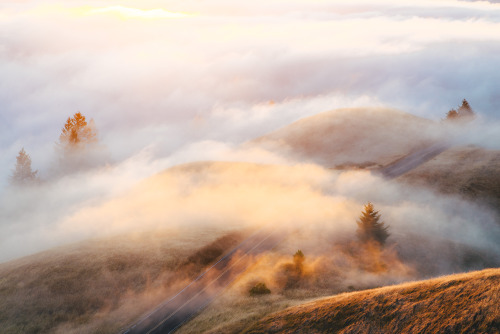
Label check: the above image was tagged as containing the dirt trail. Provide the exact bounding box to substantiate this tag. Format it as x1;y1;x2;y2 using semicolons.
121;228;285;334
378;142;450;178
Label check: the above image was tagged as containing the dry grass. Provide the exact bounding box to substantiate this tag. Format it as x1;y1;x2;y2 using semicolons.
401;145;500;212
252;107;442;168
175;231;499;334
0;228;244;334
245;268;500;333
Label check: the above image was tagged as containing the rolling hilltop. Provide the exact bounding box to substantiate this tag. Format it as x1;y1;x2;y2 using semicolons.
254;107;500;213
253;107;443;168
246;268;500;334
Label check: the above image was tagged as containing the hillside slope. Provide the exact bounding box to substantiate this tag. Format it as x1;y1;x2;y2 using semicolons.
246;268;500;334
400;145;500;211
0;229;243;334
252;108;443;168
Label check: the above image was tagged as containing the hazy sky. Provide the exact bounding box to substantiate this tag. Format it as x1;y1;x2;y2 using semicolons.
2;0;500;184
2;0;500;262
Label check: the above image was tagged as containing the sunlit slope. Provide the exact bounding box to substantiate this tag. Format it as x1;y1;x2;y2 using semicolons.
246;268;500;334
400;146;500;210
0;229;243;334
253;108;442;168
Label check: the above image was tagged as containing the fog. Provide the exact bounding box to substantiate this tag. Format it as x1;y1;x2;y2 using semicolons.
1;157;499;265
2;2;500;333
2;0;500;185
1;0;500;274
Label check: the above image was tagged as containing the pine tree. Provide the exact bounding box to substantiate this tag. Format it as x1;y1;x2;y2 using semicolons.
446;109;459;120
56;112;102;172
10;148;38;185
293;250;305;275
59;112;97;149
457;98;475;117
356;202;390;246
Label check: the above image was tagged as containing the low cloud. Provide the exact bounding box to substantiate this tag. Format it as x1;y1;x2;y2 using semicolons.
1;159;498;269
2;0;500;188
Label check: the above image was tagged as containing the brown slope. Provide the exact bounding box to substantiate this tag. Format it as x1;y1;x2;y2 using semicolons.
0;229;243;334
252;108;443;168
400;145;500;211
245;268;500;334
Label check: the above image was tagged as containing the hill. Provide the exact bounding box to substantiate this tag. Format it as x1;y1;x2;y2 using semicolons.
400;145;500;211
245;268;500;333
252;107;443;168
2;160;498;333
0;229;243;334
252;107;500;213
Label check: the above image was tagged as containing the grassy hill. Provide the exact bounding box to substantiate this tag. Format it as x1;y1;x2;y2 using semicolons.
252;107;443;168
245;268;500;334
252;107;500;214
400;145;500;212
2;109;499;333
0;229;243;334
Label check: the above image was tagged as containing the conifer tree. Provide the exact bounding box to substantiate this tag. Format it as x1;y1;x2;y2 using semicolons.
56;112;101;172
356;202;390;246
10;148;38;185
457;98;475;117
293;250;305;275
446;109;459;120
59;112;97;149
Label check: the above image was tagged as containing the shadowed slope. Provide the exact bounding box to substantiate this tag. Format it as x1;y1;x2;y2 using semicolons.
246;268;500;334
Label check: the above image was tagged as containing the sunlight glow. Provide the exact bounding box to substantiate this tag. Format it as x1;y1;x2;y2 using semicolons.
85;6;192;19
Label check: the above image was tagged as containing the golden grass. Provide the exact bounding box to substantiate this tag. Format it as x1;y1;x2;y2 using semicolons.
245;268;500;333
0;227;244;334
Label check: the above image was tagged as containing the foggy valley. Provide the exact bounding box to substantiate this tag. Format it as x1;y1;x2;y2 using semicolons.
1;1;500;333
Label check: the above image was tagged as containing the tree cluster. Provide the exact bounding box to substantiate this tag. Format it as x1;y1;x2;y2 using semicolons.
10;112;99;186
446;99;475;121
277;250;306;289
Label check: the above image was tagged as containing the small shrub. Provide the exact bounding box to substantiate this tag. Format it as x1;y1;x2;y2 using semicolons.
249;282;271;296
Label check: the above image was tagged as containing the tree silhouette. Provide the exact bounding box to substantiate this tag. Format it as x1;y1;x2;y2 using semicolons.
457;99;475;118
293;250;305;275
10;148;38;185
444;99;475;121
356;202;390;246
277;250;306;289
